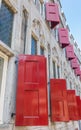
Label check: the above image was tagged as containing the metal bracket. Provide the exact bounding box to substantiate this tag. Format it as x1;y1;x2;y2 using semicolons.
11;113;16;117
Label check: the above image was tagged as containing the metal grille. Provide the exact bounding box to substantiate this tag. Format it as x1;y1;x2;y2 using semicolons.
0;1;14;47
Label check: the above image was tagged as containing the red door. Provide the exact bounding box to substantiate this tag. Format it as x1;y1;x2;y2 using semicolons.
67;90;79;120
15;55;48;126
50;79;69;122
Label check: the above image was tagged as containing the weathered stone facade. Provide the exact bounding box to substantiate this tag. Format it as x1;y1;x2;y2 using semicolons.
0;0;81;130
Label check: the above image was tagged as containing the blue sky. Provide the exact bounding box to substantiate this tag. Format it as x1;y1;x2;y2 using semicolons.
61;0;81;49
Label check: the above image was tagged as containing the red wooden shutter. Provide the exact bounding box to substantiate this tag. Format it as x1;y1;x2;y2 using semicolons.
50;79;69;122
80;74;81;81
58;28;70;48
15;55;48;126
46;3;60;28
66;45;75;60
74;66;81;76
70;56;79;69
76;96;81;119
71;61;79;69
67;90;79;120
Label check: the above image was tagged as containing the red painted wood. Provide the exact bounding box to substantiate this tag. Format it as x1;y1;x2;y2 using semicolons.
46;3;60;28
15;55;48;126
67;90;79;120
74;66;81;76
66;45;75;60
70;56;79;69
50;79;69;122
80;74;81;81
76;96;81;119
58;28;70;48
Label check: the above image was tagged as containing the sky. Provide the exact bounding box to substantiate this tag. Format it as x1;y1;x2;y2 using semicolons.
61;0;81;50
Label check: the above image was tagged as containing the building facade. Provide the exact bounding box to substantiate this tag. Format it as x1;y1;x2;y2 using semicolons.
0;0;81;130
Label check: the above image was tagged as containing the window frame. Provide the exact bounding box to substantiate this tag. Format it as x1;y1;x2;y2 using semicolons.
0;51;8;124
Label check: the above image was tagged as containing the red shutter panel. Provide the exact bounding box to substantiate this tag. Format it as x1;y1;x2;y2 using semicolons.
67;90;79;120
74;66;80;76
46;3;60;29
76;96;81;119
71;61;79;69
80;74;81;81
50;79;69;122
70;56;79;69
15;55;48;126
66;45;75;60
58;28;70;48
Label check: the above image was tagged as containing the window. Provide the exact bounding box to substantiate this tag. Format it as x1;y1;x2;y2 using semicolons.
40;46;44;55
57;66;60;78
33;0;36;4
0;52;8;124
70;82;72;89
21;10;28;53
0;1;14;47
53;61;56;78
75;85;79;95
40;2;44;16
31;36;37;55
78;88;80;96
0;58;4;92
34;0;40;11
